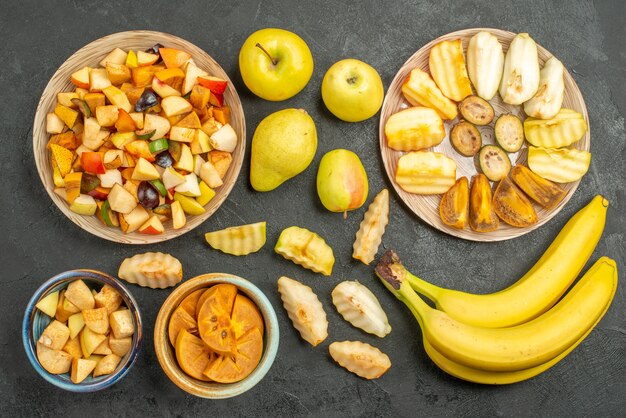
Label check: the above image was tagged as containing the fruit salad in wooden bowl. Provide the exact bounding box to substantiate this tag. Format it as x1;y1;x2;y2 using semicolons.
33;31;245;244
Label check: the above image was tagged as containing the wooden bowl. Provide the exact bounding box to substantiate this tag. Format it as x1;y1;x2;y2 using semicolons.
153;273;279;399
33;30;246;244
379;28;590;241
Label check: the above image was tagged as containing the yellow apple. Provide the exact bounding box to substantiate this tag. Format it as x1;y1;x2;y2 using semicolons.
321;59;384;122
239;28;313;101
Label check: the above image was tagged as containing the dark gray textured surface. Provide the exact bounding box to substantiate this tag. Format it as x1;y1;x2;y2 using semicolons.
1;0;625;416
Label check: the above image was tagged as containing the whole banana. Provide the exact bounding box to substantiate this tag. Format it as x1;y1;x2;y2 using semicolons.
406;195;608;328
376;254;617;372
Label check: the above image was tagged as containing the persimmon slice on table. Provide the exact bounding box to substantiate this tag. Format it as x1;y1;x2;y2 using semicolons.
175;329;213;381
197;284;238;354
168;306;198;346
203;327;263;383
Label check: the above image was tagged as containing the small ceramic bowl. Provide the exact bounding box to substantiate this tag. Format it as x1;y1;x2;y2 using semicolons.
22;269;142;392
154;273;279;398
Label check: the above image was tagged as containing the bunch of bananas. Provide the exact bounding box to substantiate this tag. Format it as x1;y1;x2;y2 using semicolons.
375;196;618;384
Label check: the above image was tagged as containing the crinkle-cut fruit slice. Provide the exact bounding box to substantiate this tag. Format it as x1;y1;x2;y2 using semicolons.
118;252;183;289
179;289;206;318
37;342;72;374
524;108;587;148
439;177;469;229
204;222;267;256
510;165;566;209
203;327;263;383
352;189;389;265
527;146;590;183
277;276;328;346
401;68;458;120
331;281;391;337
469;174;499;232
493;176;538;227
231;294;264;339
329;341;391;379
168;306;199;347
274;226;335;276
429;39;473;102
384;107;445;152
197;284;238;355
395;151;457;195
175;329;213;381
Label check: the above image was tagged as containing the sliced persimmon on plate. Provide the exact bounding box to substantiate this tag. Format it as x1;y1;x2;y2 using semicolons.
231;294;264;339
179;288;205;318
168;306;198;346
203;327;263;383
197;284;238;355
175;329;213;381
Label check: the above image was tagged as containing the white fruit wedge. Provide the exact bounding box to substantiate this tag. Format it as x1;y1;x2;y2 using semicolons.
209;123;237;152
132;157;161;181
161;96;192;117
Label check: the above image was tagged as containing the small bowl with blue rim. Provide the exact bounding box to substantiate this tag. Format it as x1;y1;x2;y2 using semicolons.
22;269;142;392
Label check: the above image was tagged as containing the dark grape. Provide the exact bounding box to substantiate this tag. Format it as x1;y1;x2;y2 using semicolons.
154;151;174;168
137;181;160;209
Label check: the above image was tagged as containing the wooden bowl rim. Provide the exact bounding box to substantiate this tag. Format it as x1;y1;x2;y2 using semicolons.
32;30;246;244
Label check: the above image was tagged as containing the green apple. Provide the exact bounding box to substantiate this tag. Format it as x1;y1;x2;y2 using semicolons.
239;28;314;101
321;59;384;122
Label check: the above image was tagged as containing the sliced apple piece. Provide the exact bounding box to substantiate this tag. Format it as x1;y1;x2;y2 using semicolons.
109;309;135;339
36;291;59;317
106;62;132;85
173;144;193;172
102;86;131;113
94;284;123;314
161;96;193;117
71;66;91;89
99;48;128;67
143;114;171;140
196;181;216;206
171;200;186;229
57;92;79;108
54;104;79;129
83;307;109;334
95;105;119;127
119;205;150;233
93;354;122;377
109;336;132;357
174;193;206;216
82;117;101;150
175;173;201;197
68;312;85;339
37;343;72;374
162;166;186;189
46;112;65;134
110;132;136;149
169;126;196;143
62;296;81;315
62;336;83;359
98;169;123;188
129;112;144;129
92;338;113;356
65;280;95;310
152;76;181;98
132;157;160;181
38;320;70;350
89;68;112;92
199;161;224;188
108;183;138;214
136;50;159;66
69;194;98;216
198;76;228;95
209;123;237;152
138;215;165;235
71;358;98;383
183;61;208;95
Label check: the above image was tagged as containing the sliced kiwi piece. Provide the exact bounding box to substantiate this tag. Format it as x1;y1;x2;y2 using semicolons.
450;121;482;157
458;96;494;126
495;114;524;152
479;145;511;181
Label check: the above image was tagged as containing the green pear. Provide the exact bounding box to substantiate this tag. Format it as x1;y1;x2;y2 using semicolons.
317;149;368;215
250;108;317;191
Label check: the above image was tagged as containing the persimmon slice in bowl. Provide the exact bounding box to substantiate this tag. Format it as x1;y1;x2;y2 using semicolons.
175;329;213;381
179;289;205;318
203;327;263;383
197;284;238;354
231;294;264;339
168;306;198;346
